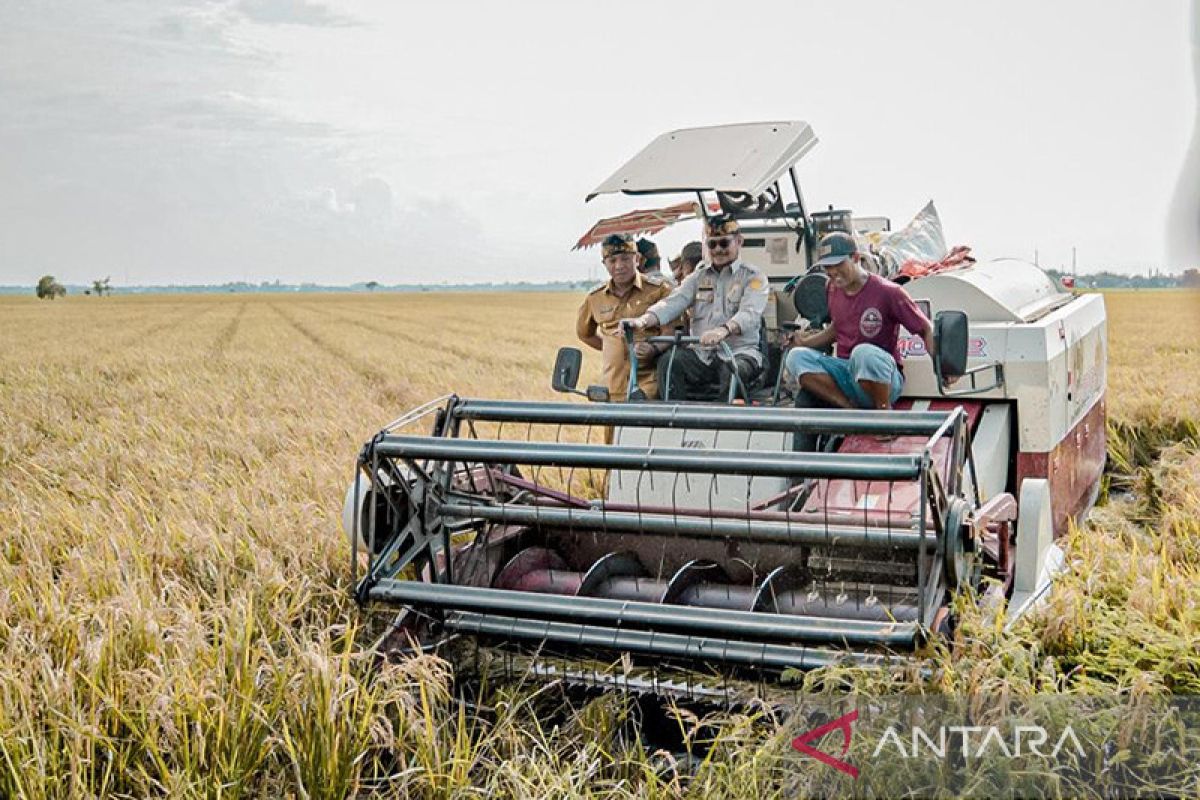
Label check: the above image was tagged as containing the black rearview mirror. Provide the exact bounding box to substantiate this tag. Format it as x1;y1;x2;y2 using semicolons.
934;310;969;379
551;347;582;393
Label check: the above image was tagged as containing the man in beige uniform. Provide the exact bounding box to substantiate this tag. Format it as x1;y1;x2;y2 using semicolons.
576;233;676;399
624;216;769;401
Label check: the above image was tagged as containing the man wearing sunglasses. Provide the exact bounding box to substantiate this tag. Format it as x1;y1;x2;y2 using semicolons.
783;231;936;411
622;215;769;401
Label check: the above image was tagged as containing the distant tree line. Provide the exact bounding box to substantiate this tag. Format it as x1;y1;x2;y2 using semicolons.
35;275;117;299
1045;268;1198;289
24;269;1194;299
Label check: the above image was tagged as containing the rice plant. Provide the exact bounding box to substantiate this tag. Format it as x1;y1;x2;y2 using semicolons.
0;290;1197;797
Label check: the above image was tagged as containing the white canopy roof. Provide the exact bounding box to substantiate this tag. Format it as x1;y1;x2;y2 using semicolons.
586;121;818;202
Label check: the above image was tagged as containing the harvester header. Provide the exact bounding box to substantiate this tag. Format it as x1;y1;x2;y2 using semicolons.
348;396;991;673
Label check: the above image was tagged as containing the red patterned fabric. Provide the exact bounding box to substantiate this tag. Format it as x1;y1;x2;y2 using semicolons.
574;201;720;250
896;245;976;280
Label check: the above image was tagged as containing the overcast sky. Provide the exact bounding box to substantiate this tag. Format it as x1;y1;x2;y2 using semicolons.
0;0;1194;286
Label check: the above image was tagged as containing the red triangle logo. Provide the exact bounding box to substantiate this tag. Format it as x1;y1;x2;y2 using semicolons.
791;709;859;779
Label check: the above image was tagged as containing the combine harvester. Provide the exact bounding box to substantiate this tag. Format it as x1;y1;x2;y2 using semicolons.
343;122;1107;685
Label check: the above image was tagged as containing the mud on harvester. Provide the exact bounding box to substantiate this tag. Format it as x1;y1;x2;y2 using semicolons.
343;122;1107;683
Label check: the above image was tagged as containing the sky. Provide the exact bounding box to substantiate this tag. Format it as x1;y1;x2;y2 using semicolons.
0;0;1195;286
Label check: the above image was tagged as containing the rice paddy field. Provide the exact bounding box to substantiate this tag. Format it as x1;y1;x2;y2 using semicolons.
1;289;1199;798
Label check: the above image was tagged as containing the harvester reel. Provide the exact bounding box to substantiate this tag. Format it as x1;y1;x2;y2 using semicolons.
350;398;984;678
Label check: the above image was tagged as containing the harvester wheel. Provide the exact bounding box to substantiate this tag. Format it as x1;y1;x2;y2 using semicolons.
342;469;413;557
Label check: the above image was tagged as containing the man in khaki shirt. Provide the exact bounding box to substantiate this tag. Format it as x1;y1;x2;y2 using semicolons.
577;234;676;399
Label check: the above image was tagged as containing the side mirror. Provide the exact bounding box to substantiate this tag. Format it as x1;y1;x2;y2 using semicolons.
551;347;582;393
934;310;969;379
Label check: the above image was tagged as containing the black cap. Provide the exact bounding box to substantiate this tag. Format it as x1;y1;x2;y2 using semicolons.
705;214;740;236
636;238;660;267
814;231;858;268
601;233;638;258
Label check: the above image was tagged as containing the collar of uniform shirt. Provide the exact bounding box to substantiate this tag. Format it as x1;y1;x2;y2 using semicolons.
705;258;742;273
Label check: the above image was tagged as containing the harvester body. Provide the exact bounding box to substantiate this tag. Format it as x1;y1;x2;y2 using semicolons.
343;122;1106;678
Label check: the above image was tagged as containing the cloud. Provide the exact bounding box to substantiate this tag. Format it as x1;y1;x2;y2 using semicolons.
152;0;357;41
167;91;337;137
297;178;394;220
347;177;394;221
269;181;505;283
151;4;244;48
237;0;357;27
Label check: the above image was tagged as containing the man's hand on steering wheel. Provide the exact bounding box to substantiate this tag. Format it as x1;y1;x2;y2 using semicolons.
620;314;655;333
699;325;731;347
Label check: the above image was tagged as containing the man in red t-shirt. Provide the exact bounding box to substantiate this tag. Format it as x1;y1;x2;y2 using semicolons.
784;232;938;410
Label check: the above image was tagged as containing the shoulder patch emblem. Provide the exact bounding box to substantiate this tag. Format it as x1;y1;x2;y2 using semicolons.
748;277;764;290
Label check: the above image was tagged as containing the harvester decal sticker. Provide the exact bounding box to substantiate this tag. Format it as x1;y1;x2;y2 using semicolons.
1066;331;1105;421
900;335;987;358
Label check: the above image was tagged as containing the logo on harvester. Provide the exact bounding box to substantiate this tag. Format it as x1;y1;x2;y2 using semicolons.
680;439;708;449
899;335;988;358
791;709;859;778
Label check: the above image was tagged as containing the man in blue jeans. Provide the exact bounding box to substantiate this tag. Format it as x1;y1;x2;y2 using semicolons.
784;232;938;410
